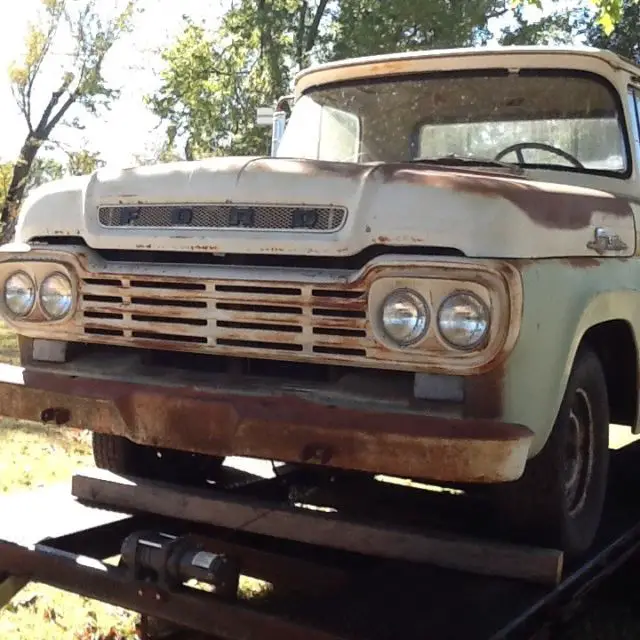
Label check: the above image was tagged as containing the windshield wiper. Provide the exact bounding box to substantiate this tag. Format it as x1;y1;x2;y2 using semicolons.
410;154;524;174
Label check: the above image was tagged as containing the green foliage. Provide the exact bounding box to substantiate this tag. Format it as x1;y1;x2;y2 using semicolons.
517;0;637;34
148;0;526;159
500;4;591;46
148;0;640;162
147;6;294;160
586;0;640;61
330;0;509;60
66;149;105;176
593;0;627;33
27;157;64;190
0;164;13;210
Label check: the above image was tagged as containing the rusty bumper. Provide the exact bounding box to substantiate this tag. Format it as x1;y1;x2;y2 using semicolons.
0;363;533;484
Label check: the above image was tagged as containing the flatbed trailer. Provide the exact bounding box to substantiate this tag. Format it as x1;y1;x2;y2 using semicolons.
1;441;640;640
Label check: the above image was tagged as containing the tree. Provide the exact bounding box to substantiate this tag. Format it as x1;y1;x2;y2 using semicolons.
330;0;509;60
500;4;591;46
1;0;139;240
147;0;514;159
66;149;105;176
518;0;638;33
27;157;65;190
583;0;637;32
586;0;640;61
0;164;13;212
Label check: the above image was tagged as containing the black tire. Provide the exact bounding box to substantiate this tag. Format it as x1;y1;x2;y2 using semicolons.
491;347;609;559
92;432;225;486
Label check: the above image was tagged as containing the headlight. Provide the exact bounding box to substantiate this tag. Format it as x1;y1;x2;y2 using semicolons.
381;289;429;346
40;273;74;319
437;292;489;349
4;271;35;317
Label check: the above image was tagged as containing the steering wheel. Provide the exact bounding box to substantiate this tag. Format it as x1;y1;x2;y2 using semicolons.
494;142;584;168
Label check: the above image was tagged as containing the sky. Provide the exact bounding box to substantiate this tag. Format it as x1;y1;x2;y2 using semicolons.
0;0;583;170
0;0;229;168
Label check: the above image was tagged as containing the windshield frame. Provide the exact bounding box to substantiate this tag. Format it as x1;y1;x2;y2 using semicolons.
293;67;633;180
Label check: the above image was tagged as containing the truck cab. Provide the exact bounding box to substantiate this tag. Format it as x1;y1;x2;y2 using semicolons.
1;45;639;558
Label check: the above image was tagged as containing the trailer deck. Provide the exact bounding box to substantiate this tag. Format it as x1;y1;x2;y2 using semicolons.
1;440;640;640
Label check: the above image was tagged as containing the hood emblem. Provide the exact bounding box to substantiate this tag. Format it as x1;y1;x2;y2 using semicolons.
586;227;628;254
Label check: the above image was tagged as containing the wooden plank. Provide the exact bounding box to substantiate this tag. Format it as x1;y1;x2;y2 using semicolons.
0;575;28;610
72;468;563;586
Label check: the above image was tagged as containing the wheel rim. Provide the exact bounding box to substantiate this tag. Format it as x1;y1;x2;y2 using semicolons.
564;387;595;517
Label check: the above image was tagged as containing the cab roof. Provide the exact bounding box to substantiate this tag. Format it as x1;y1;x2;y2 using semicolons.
294;45;640;95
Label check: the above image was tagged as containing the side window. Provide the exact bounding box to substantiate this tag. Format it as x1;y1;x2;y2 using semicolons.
627;87;640;154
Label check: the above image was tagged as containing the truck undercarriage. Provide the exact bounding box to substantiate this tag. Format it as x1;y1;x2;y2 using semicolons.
1;444;640;640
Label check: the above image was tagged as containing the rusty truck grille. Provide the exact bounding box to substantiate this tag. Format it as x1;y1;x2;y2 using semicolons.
98;204;347;232
79;276;371;363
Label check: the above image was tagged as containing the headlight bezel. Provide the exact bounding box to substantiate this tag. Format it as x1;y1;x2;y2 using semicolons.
368;271;505;365
39;271;75;320
3;270;37;319
0;262;77;323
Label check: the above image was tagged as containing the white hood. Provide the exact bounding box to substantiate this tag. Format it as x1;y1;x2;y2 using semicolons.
15;156;637;259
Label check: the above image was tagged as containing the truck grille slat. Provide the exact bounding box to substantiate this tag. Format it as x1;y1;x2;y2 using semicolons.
130;279;206;291
132;330;207;344
215;284;302;296
81;303;369;332
79;276;371;359
81;301;206;320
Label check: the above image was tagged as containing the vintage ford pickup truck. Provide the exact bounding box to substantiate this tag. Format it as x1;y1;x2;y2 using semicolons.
0;45;638;558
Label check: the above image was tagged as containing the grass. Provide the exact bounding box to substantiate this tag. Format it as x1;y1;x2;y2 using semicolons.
0;326;140;639
0;324;640;638
0;420;142;639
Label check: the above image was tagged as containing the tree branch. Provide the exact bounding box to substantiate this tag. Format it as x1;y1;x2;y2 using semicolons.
295;1;308;66
24;17;62;130
305;0;329;53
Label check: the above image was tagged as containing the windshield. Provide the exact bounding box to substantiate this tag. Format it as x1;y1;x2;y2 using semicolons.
277;70;628;175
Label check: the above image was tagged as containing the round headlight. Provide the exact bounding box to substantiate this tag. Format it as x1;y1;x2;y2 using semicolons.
437;292;489;349
4;271;35;317
381;289;429;346
40;273;73;319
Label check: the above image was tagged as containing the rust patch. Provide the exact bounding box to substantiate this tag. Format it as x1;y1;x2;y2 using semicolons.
249;157;367;180
464;361;505;420
375;164;633;231
561;257;603;269
249;157;633;232
0;364;533;483
190;244;220;252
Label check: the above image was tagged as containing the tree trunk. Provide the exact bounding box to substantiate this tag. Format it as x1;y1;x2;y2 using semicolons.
0;135;42;243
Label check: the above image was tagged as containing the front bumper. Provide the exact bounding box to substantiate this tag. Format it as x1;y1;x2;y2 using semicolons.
0;359;533;484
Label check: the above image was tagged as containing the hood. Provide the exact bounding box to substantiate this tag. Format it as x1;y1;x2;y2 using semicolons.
15;156;637;259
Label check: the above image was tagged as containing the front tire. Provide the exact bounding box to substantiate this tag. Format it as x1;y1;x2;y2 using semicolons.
92;433;225;486
492;347;609;558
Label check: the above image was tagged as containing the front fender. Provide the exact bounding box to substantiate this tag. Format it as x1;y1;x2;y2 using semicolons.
500;258;640;457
